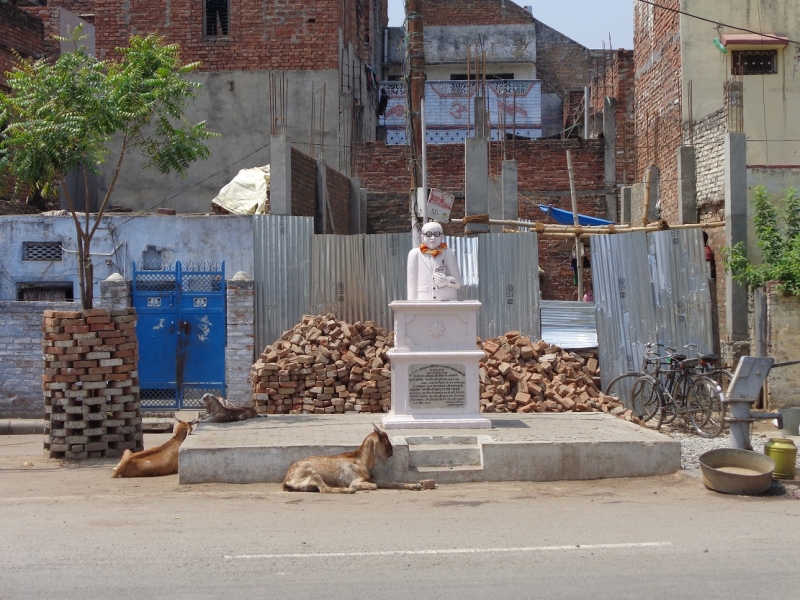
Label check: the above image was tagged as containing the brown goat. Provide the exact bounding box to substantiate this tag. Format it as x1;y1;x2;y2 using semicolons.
201;393;260;423
283;424;422;493
111;418;198;478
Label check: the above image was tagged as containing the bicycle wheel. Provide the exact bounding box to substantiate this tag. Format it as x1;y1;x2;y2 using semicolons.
687;376;725;438
631;375;664;429
660;373;686;425
604;372;640;411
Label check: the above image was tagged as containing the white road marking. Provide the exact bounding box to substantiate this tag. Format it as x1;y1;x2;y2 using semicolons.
225;542;671;560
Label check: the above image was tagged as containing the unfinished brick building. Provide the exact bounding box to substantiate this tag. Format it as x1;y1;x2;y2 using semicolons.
27;0;389;214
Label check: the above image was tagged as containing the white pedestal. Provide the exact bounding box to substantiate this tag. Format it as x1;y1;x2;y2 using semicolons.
382;300;491;430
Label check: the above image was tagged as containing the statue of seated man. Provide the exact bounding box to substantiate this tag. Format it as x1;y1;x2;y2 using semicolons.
407;221;463;301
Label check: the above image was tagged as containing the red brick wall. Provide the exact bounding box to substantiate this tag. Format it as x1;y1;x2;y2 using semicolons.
354;140;606;300
634;0;682;224
590;49;636;187
534;20;597;98
59;0;382;70
422;0;533;26
0;3;44;89
326;165;352;234
290;148;317;218
83;0;341;69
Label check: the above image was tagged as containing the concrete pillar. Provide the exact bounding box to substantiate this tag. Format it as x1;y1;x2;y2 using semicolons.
98;273;130;311
359;188;368;233
464;137;489;234
603;97;617;222
725;133;748;340
474;96;487;138
677;146;697;224
315;158;330;234
226;272;255;405
488;177;503;233
645;166;660;223
269;135;291;215
502;159;519;222
620;186;632;224
349;177;365;234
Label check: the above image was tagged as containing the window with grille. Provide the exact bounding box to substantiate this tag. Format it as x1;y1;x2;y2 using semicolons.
732;50;778;75
22;242;62;261
205;0;229;36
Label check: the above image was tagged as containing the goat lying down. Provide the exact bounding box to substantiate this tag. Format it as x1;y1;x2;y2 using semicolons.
283;425;423;493
201;393;260;423
111;418;198;478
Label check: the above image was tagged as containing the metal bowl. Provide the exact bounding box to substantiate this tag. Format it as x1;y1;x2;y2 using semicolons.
698;448;776;495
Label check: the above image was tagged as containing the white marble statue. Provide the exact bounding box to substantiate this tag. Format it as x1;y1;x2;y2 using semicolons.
407;221;463;301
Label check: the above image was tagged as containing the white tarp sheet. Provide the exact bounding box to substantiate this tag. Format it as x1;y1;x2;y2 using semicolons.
212;165;270;214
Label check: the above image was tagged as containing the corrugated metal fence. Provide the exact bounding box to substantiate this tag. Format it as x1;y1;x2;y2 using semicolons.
253;216;541;353
592;228;713;390
253;217;711;381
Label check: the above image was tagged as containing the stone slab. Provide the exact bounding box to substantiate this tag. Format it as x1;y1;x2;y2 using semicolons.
178;413;680;485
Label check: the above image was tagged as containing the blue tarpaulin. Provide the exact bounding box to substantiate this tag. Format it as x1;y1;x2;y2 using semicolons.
538;204;614;227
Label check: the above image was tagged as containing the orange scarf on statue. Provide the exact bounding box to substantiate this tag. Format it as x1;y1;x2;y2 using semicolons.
419;242;447;258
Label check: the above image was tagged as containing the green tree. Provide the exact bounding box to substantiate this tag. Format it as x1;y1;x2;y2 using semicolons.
722;185;800;296
0;31;215;308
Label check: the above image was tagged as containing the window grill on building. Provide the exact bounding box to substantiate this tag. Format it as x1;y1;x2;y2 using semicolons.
732;50;778;75
22;241;63;262
205;0;229;36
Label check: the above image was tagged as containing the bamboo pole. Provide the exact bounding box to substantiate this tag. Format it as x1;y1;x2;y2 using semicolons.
456;218;725;235
566;150;583;300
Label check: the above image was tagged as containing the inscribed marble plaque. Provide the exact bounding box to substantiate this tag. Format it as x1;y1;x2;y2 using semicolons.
408;363;466;409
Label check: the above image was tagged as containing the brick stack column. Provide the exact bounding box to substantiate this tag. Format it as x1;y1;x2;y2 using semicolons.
42;308;143;459
225;272;255;405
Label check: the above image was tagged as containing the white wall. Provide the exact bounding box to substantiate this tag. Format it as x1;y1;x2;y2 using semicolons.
0;215;255;301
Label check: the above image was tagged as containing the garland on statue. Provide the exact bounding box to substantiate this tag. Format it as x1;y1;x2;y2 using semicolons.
419;242;448;257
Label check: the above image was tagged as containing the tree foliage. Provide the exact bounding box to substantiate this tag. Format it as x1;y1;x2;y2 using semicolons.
0;30;216;307
721;186;800;296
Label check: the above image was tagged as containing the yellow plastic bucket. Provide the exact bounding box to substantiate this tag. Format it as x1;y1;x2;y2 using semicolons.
764;438;797;479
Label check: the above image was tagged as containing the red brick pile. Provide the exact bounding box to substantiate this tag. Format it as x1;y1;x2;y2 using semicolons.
478;332;642;423
42;308;143;459
251;314;392;415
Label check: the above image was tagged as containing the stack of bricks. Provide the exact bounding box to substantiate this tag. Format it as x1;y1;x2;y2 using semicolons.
42;308;143;460
251;314;392;415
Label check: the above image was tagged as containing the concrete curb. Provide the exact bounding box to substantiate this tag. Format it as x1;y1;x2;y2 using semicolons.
0;419;44;435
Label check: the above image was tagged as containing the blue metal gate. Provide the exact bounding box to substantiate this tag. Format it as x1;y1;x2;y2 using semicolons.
132;261;226;409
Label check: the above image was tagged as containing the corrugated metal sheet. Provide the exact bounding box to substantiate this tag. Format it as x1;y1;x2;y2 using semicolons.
253;215;313;354
592;229;714;391
447;235;480;301
478;232;541;340
364;232;414;331
648;229;713;354
311;234;367;324
540;300;597;348
592;231;658;390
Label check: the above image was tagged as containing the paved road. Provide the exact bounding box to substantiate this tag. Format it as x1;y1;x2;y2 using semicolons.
1;434;799;599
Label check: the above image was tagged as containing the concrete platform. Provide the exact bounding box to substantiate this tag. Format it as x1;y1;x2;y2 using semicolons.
178;413;680;485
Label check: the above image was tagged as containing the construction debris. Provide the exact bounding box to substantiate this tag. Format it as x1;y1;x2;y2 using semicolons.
250;315;643;424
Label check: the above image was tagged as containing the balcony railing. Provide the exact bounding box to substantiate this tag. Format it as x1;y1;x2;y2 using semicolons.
380;79;542;145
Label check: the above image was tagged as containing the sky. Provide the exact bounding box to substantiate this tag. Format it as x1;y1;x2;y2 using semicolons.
386;0;634;50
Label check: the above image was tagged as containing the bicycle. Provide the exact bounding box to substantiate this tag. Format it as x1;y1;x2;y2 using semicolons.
630;345;725;437
604;342;662;419
605;343;727;438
